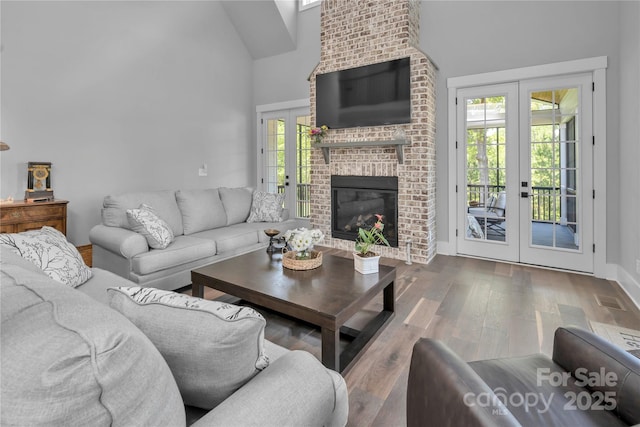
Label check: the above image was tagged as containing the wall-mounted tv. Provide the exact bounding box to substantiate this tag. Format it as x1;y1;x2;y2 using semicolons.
316;57;411;129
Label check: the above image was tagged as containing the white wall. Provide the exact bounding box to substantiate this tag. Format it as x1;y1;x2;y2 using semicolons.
421;1;622;265
617;1;640;289
253;5;320;106
0;1;254;245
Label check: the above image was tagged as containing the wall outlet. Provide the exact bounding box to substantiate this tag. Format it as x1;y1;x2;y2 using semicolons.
198;164;208;177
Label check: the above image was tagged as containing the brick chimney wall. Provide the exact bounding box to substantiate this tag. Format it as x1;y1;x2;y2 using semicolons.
310;0;437;264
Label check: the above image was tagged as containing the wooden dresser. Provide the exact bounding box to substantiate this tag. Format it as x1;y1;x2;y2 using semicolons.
0;200;69;235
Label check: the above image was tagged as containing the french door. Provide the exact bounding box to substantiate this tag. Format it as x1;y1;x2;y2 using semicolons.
456;83;520;262
456;74;594;272
260;107;311;219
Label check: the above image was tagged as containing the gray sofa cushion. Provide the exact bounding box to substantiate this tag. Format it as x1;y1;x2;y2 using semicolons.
219;187;253;225
108;287;269;410
102;190;184;236
176;189;227;235
190;224;260;254
76;267;138;305
0;264;185;426
192;351;348;427
131;235;216;275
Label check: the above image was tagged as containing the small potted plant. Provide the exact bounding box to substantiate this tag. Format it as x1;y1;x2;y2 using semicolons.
354;214;390;274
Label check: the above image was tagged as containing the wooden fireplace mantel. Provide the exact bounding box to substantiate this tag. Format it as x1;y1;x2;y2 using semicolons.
314;139;410;164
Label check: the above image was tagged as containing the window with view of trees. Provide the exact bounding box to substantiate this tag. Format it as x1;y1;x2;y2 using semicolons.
465;96;507;206
465;93;577;224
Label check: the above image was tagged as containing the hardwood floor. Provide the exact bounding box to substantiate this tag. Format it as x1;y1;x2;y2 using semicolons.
190;250;640;427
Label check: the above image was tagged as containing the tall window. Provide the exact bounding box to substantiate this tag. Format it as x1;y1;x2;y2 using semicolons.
300;0;320;11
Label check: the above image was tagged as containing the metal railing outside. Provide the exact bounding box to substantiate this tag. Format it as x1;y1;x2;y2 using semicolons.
466;184;506;206
530;186;560;222
467;184;564;222
277;183;311;219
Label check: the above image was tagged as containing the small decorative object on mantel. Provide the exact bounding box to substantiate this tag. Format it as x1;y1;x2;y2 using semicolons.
282;227;325;270
354;214;390;274
25;162;54;202
309;125;328;144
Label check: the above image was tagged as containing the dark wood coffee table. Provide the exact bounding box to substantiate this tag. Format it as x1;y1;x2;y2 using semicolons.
191;249;395;373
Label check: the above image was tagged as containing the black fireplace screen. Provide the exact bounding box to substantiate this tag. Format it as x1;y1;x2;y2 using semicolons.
331;175;398;247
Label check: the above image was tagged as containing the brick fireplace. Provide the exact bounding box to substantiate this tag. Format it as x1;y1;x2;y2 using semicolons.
309;0;437;264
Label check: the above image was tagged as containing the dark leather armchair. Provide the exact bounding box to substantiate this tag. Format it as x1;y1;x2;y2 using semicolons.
407;327;640;427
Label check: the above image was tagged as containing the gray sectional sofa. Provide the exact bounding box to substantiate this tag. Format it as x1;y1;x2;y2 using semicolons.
90;187;309;291
1;246;348;426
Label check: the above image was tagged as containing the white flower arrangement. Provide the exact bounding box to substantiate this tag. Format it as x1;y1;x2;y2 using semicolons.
283;228;324;259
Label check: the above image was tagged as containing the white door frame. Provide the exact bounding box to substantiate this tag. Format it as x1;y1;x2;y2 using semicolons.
256;98;310;192
256;99;311;217
447;57;608;277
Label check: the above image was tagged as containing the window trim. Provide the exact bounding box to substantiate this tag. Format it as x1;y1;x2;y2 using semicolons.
299;0;321;12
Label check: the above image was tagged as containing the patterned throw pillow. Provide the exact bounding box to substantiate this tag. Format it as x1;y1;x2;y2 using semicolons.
0;226;92;287
126;204;174;249
107;286;269;409
246;191;285;223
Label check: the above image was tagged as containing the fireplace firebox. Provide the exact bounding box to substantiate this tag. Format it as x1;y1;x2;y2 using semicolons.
331;175;398;247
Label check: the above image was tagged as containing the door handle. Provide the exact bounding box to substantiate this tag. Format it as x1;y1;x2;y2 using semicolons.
285;182;290;186
521;192;529;198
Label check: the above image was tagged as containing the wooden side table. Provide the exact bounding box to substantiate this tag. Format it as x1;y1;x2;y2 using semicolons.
0;200;69;235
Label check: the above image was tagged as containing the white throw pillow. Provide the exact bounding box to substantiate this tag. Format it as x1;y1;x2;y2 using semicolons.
0;226;92;287
107;286;269;410
247;191;285;223
126;204;174;249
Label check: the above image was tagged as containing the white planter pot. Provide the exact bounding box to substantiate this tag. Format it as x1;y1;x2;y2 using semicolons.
354;253;380;274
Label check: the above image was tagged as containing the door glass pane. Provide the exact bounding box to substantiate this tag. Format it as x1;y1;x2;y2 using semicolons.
529;88;579;250
296;115;311;218
465;96;507;242
264;112;311;219
265;118;286;194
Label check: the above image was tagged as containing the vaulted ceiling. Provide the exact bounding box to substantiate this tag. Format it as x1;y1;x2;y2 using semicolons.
221;0;298;59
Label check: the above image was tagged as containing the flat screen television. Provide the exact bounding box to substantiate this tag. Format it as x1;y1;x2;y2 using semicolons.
316;57;411;129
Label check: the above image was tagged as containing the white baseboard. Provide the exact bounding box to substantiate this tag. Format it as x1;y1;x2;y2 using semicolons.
613;264;640;311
